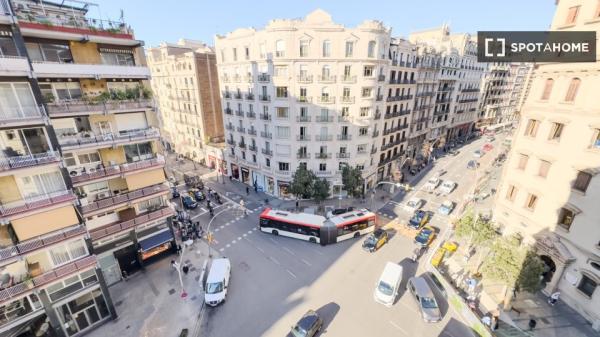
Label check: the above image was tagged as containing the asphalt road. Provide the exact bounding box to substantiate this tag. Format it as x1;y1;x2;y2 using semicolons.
186;135;509;337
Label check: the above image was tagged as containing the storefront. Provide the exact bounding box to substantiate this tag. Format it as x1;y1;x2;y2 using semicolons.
54;287;111;336
138;229;175;262
277;181;290;198
252;171;265;192
240;167;250;184
230;163;240;180
266;176;275;195
377;167;385;182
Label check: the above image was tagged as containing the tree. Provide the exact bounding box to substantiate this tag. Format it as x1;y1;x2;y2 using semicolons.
341;165;364;198
313;178;330;204
516;250;545;293
454;210;498;250
289;165;316;199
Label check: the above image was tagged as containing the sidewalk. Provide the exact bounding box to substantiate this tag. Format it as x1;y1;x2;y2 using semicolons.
86;238;217;337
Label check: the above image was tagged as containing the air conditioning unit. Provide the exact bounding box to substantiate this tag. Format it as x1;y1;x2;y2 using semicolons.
96;192;110;200
88;167;97;173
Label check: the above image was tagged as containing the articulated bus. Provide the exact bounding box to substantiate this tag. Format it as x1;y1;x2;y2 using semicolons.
258;208;377;245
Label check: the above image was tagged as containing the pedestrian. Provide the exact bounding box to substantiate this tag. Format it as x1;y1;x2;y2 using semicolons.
171;260;179;271
240;200;246;216
295;200;299;210
182;263;189;275
246;186;250;195
121;270;128;281
528;318;537;331
229;175;232;181
481;315;492;328
176;244;182;255
206;199;211;208
548;291;560;306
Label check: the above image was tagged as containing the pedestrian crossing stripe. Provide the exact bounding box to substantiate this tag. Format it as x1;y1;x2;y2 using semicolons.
219;248;225;252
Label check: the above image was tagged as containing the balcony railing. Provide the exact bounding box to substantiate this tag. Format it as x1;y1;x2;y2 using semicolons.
246;111;256;119
58;128;160;150
257;74;270;82
261;148;273;156
316;96;335;104
378;74;386;82
297;152;310;159
223;92;231;99
341;75;357;83
247;128;257;136
235;110;244;117
336;153;350;159
296;96;312;103
376;95;384;101
371;130;380;138
234;93;243;99
315;135;333;141
338;116;351;123
259;114;271;121
236;127;245;133
0;255;97;304
224;108;232;115
315;152;332;159
318;75;336;83
297;75;313;83
248;145;257;152
0;190;75;218
260;132;272;139
70;156;165;185
0;225;86;263
238;142;246;149
296;116;311;122
315;116;334;123
340;96;355;104
245;93;255;100
46;99;153;116
89;207;174;241
0;104;44;125
0;151;61;172
315;171;332;177
80;183;169;215
337;134;352;141
32;62;149;79
297;135;311;141
225;124;234;131
259;95;271;102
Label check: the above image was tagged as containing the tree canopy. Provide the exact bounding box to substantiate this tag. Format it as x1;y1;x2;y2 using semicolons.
341;165;365;198
313;178;330;204
289;165;316;199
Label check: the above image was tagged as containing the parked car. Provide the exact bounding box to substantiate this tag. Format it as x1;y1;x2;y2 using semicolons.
473;149;484;158
408;210;430;229
362;228;389;252
438;181;457;195
425;271;447;298
467;160;480;170
407;277;442;323
404;197;424;212
415;226;436;247
482;143;494;152
423;177;441;192
447;149;459;156
204;258;231;306
289;310;323;337
189;188;205;202
438;200;455;215
326;206;355;218
182;195;198;209
171;187;180;199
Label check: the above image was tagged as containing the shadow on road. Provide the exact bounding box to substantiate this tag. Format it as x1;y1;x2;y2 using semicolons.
438;317;479;337
395;258;418;303
315;302;340;333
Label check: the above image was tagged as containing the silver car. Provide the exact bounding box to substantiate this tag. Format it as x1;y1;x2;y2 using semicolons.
407;276;442;322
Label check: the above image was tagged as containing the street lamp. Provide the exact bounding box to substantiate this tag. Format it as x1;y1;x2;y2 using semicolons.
176;238;194;298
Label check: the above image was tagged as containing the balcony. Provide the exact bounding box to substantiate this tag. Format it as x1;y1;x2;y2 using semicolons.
459;98;479;103
337;134;352;141
0;225;86;264
247;128;257;136
374;112;382;119
221;77;230;84
70;156;166;186
245;93;255;100
338;116;352;123
232;75;241;83
336;153;350;159
315;116;334;123
246;111;256;119
275;170;292;177
261;148;273;156
371;130;380;138
259;95;271;102
259;113;271;121
0;151;61;173
297;152;310;159
46;99;154;117
371;147;378;154
377;75;386;82
235;110;244;117
57;128;160;151
297;75;313;83
436;98;452;104
80;183;169;215
238;142;246;149
32;61;150;79
223;92;231;99
234;93;243;100
0;190;75;219
257;74;270;82
297;135;311;141
461;88;480;93
236;126;245;133
248;145;257;152
340;96;355;104
296;96;312;103
89;207;174;241
260;132;272;139
296;116;311;122
315;153;332;159
226;139;235;145
0;255;97;305
318;75;336;83
315;171;332;177
376;95;384;101
341;75;356;83
0;104;45;127
224;108;232;115
0;55;30;77
225;124;234;131
316;96;335;104
315;135;332;141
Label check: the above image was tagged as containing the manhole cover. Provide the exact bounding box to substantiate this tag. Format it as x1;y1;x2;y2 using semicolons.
239;262;250;272
168;289;176;295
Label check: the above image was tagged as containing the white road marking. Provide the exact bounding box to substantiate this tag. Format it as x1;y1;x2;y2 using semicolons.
286;269;297;278
231;240;236;244
215;228;220;232
235;217;241;221
226;244;231;248
219;225;225;229
237;237;242;240
219;248;225;252
269;256;281;265
243;234;247;237
269;238;278;245
255;246;264;253
282;247;295;256
314;250;324;256
301;259;312;266
247;230;253;234
389;321;407;334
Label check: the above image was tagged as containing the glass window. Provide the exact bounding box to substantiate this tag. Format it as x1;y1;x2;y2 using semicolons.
368;41;376;58
0;36;18;57
100;52;135;66
275;40;285;57
558;208;575;230
322;40;331;57
0;82;38;119
565;6;580;24
363;66;374;77
345;41;354;57
517;154;529;170
123;142;153;162
525;194;538;210
548;123;564;141
564;78;580;102
299;40;309;57
524;119;539;137
573;171;592;193
577;274;597;298
541;78;553;100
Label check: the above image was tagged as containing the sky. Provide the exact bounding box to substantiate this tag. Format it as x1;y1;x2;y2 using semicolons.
90;0;557;47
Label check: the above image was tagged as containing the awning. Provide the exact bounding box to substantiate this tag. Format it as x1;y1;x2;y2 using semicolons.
138;230;173;252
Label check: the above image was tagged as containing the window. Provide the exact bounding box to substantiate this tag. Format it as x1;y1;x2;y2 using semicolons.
124;142;153;162
525;194;538;211
299;40;309;57
100;51;134;66
78;152;101;164
63;153;76;167
564;78;581;102
259;43;266;58
360;107;370;117
266;158;270;167
321;65;331;79
344;65;351;77
524;119;539;137
25;42;73;63
342;87;351;97
48;240;88;267
274;66;288;77
359;127;368;136
276;107;289;118
0;36;18;57
505;185;517;201
232;48;237;61
341;107;349;117
541;78;553;100
319;163;327;171
538;160;551;178
517;154;529;170
548;123;564;141
276;86;288;98
345;41;354;57
557;207;575;231
362;88;372;97
367;41;376;58
565;6;580;25
322;40;331;57
276;126;290;139
278;162;289;171
245;47;250;60
357;144;366;153
577;274;597;298
363;66;374;77
573;171;592;192
39;82;82;101
0;82;38;118
275;40;285;57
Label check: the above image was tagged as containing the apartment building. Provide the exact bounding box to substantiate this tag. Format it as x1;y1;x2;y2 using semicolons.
493;0;600;326
479;62;531;127
147;39;225;168
0;1;172;336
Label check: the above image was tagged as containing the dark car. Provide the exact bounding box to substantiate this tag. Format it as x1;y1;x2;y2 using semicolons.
408;210;430;230
182;195;198;210
326;207;354;218
362;228;389;252
447;149;459;156
191;189;205;202
289;310;323;337
171;188;180;199
414;226;436;247
467;160;480;170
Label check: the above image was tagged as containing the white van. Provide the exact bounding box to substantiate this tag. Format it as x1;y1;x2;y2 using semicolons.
373;262;403;307
204;258;231;306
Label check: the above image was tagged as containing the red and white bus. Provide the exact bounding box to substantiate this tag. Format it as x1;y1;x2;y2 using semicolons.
259;208;377;245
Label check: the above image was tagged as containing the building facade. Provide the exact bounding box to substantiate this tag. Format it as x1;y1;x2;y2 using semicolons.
215;11;481;197
147;39;225;168
493;0;600;326
0;1;172;336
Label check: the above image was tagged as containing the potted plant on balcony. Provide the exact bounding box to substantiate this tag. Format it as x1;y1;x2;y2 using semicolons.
43;93;55;104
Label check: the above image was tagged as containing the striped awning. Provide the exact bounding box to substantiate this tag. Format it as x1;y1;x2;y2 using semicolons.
99;47;134;54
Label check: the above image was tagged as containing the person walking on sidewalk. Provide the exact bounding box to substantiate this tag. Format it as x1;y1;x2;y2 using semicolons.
548;291;561;306
246;186;250;195
240;200;246;216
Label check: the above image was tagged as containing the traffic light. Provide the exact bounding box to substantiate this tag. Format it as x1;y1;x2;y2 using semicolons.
207;232;214;244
